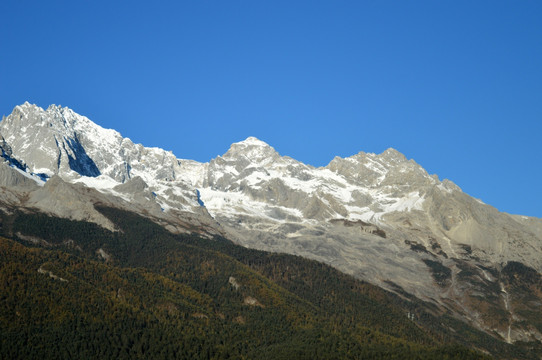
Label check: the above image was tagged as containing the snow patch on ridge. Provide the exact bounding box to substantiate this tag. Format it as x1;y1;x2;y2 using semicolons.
198;187;304;223
381;191;425;213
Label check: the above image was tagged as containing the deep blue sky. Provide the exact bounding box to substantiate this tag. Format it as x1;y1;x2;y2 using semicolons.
1;1;541;217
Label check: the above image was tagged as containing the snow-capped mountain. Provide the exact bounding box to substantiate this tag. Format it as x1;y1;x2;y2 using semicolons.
2;102;542;344
1;103;195;202
0;103;219;234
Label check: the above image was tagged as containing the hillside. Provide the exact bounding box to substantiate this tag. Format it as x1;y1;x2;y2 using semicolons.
0;205;504;359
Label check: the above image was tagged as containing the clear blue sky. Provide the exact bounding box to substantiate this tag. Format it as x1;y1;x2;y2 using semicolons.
1;1;541;217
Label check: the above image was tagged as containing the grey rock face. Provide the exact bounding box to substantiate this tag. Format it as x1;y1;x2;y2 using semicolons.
0;163;39;189
26;175;117;230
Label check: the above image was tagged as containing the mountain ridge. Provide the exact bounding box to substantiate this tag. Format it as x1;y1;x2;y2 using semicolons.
1;102;542;347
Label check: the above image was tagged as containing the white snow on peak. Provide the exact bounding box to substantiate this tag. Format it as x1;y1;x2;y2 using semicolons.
226;136;276;155
235;136;270;147
220;136;280;168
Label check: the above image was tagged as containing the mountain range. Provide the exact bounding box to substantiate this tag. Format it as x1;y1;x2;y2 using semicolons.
1;102;541;358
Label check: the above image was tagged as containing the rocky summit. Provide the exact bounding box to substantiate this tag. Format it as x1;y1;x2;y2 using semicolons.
2;102;542;345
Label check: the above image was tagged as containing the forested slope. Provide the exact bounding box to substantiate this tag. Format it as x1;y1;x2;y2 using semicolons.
0;205;524;359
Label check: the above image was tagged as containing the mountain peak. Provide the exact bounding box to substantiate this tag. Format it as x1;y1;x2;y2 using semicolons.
15;102;70;116
236;136;271;147
20;101;34;108
11;102;39;117
380;147;407;162
8;103;80;130
222;136;279;165
46;103;63;111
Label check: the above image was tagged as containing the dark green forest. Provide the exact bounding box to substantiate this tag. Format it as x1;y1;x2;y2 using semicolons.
0;205;531;359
